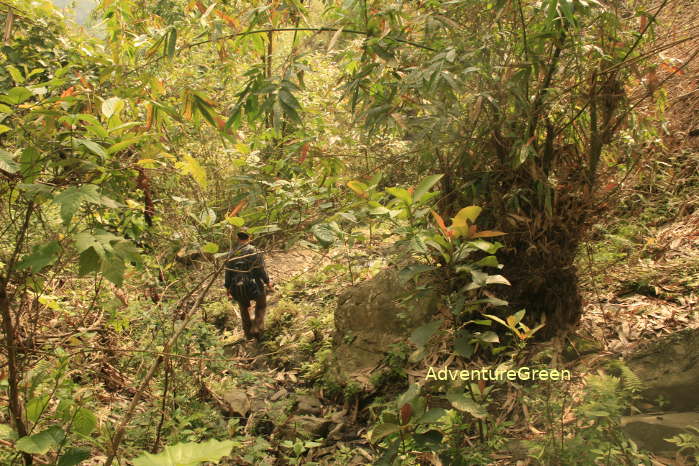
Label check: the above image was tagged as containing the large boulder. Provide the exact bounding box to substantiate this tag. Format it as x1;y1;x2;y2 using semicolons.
332;269;437;385
626;328;699;411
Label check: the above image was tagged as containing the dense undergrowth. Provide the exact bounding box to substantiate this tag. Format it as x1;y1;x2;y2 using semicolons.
1;0;699;464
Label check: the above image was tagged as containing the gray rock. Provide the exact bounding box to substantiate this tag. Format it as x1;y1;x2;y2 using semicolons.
626;328;699;411
332;269;437;385
621;412;699;456
279;415;332;439
295;394;322;416
222;389;250;417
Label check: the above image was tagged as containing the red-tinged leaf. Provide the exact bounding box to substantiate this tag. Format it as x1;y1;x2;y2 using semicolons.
467;224;477;238
298;143;309;163
431;210;451;238
602;182;618;192
400;403;412;425
660;63;684;75
60;87;75;98
228;200;247;218
471;230;507;238
75;72;92;89
214;10;240;30
195;1;206;13
145;103;154;130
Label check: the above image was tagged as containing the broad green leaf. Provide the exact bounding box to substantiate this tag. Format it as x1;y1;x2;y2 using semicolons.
311;223;337;246
26;395;50;423
101;97;124;119
17;241;60;273
107;136;144;155
78;139;107;158
0;148;19;174
446;391;487;419
346;180;368;197
0;124;11;135
0;87;33;105
15;426;65;454
72;407;97;436
396;383;420;409
226;216;245;227
57;448;91;466
477;331;499;343
454;330;474;358
474;255;500;268
409;320;442;347
416;408;447;424
101;256;126;286
369;423;400;444
6;65;25;84
0;424;16;440
386;187;412;204
201;242;219;254
176;155;207;189
451;206;482;237
413;174;443;203
132;438;237;466
78;247;101;275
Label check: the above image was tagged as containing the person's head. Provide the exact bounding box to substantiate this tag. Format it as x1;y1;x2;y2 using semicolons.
236;231;251;244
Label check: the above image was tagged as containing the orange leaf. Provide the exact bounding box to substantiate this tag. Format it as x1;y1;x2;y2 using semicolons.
215;116;226;131
214;10;240;30
228;200;247;217
660;62;684;75
195;1;206;13
431;210;452;239
60;86;75;98
471;230;507;238
145;103;154;130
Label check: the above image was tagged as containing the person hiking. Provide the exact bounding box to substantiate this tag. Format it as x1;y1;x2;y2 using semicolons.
224;231;273;340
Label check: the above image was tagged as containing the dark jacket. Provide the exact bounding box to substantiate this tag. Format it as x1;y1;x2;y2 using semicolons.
224;244;269;301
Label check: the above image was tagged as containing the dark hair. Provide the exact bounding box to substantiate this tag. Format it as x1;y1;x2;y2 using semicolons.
237;231;250;240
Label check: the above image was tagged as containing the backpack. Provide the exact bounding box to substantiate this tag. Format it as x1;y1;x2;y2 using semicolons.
225;246;262;301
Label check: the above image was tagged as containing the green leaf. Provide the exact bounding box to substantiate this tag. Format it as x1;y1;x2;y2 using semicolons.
72;407;97;436
416;408;447;425
6;65;25;84
454;330;474;358
396;383;420;409
101;97;124;119
57;448;91;466
107;136;144;155
226;216;245;227
451;206;482;237
176;155;207;189
0;87;33;105
26;395;50;423
386;187;412;204
132;438;236;466
0;424;16;441
369;423;400;444
166;28;177;59
201;242;219;254
79;247;101;275
0;148;19;174
15;426;65;454
18;241;60;273
409;320;442;347
0;124;11;135
446;391;487;419
78;139;107;158
477;331;499;343
101;256;126;286
413;174;443;203
311;223;337;246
